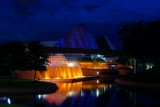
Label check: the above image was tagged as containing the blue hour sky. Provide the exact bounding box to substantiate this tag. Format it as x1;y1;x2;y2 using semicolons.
0;0;160;49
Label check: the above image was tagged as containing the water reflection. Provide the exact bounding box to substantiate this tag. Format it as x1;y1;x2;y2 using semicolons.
7;98;11;104
36;80;112;107
0;80;160;107
41;82;82;106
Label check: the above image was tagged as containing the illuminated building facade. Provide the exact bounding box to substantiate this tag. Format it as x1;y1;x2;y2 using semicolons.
17;25;120;80
55;25;99;49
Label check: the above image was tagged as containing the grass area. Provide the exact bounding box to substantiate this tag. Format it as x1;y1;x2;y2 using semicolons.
0;80;57;107
0;79;55;89
0;103;29;107
119;70;160;83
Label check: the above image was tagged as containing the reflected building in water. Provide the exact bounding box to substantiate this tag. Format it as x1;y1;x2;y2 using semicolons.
38;80;111;106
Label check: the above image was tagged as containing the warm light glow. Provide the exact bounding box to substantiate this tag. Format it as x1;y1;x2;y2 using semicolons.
67;91;77;96
42;82;82;105
42;65;83;79
36;54;84;79
79;62;108;69
40;81;110;105
82;84;106;90
68;62;74;67
17;54;110;80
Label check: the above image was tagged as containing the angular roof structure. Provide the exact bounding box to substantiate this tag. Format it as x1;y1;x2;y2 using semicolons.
96;35;114;50
55;25;99;49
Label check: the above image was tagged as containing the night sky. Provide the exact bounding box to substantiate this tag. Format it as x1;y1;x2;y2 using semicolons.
0;0;160;49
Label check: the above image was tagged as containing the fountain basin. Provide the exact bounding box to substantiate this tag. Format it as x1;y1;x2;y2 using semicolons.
40;76;98;83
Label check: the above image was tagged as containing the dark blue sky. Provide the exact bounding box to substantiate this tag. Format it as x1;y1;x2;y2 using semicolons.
0;0;160;49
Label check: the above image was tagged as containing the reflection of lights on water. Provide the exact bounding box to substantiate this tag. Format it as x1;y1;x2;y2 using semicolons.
0;97;7;100
67;91;76;96
38;95;42;99
91;90;93;96
103;84;111;92
42;95;47;98
104;86;106;92
81;90;84;96
40;82;82;105
97;80;99;84
38;83;110;105
7;98;11;104
82;84;110;97
109;84;112;88
96;89;100;97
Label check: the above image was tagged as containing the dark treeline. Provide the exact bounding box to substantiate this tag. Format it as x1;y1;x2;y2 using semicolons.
0;40;49;83
118;20;160;68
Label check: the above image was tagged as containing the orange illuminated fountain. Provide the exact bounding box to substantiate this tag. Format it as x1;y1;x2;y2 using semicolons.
79;61;108;69
17;54;99;81
38;54;84;81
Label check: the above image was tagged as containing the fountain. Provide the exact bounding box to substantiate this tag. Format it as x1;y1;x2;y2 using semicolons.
17;54;96;81
37;54;85;82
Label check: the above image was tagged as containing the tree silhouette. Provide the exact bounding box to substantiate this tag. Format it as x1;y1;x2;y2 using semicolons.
119;21;160;68
26;41;49;82
119;21;160;59
0;41;26;83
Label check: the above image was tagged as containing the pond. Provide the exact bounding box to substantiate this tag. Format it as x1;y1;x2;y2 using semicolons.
0;79;160;107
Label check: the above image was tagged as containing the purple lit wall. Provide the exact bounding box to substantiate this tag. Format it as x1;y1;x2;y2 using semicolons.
55;25;99;49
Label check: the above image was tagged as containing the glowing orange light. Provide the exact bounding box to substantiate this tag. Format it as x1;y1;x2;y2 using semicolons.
43;82;82;105
79;62;108;69
39;54;84;79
